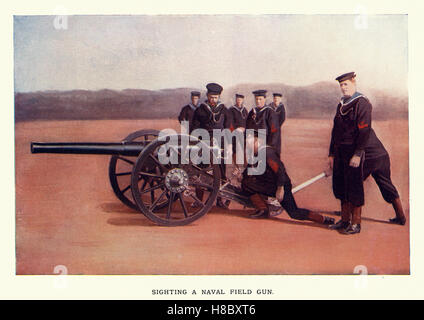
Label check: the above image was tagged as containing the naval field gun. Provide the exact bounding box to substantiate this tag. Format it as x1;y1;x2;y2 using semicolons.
31;129;328;226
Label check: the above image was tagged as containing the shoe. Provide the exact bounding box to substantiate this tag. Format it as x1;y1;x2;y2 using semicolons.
329;219;350;230
389;217;406;225
216;198;230;209
266;197;282;207
269;206;283;217
249;209;269;219
323;217;335;225
340;223;361;235
391;198;406;225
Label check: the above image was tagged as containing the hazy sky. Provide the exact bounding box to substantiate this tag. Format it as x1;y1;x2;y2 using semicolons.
14;15;408;94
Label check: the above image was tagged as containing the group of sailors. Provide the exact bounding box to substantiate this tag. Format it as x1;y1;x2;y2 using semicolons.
177;73;406;235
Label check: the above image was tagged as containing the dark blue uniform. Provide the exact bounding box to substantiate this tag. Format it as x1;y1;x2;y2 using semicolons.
229;105;248;153
270;102;286;127
269;102;286;156
229;105;248;129
192;101;233;134
245;106;280;154
242;146;310;220
178;103;197;132
329;92;399;206
192;100;233;180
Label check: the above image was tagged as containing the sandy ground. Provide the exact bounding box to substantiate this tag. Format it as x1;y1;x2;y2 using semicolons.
15;118;409;274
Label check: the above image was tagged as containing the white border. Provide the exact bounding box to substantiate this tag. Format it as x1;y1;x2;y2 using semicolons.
1;0;423;299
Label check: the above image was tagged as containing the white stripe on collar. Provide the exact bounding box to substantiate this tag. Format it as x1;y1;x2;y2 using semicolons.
231;105;246;112
203;102;224;113
253;105;272;113
340;94;364;107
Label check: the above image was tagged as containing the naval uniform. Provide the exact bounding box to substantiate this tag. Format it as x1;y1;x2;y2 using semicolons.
241;146;310;220
270;102;286;127
229;105;248;129
191;100;233;134
269;102;286;156
178;103;198;130
192;100;233;178
228;105;248;154
329;92;399;207
245;106;280;154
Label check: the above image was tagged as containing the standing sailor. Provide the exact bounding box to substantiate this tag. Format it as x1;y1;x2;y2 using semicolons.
328;72;406;235
245;90;280;154
269;92;286;156
229;93;248;131
228;94;248;177
178;91;201;133
192;83;232;133
191;83;233;208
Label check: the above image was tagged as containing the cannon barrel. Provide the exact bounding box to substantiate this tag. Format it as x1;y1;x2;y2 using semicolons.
31;142;148;156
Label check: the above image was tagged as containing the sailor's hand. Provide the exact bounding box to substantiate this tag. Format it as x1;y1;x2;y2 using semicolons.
328;156;334;170
236;127;245;133
276;186;285;202
349;155;361;168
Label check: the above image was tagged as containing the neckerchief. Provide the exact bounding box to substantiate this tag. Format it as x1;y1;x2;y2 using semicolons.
254;105;270;114
203;101;224;123
339;92;364;115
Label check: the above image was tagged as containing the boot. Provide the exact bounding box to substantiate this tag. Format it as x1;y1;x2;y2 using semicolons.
323;216;336;225
341;223;361;235
329;201;351;230
269;206;284;217
307;211;335;225
389;197;406;225
341;206;361;235
216;197;231;209
249;194;269;219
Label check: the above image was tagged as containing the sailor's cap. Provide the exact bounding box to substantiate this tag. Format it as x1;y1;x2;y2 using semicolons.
252;90;267;97
335;72;356;82
206;83;223;95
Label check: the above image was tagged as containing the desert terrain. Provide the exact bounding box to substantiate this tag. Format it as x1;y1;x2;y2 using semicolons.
15;118;409;274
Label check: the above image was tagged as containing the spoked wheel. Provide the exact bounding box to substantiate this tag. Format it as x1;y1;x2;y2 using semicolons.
131;134;221;226
109;129;169;211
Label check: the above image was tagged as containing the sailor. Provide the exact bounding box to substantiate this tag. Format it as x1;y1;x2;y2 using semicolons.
269;92;286;156
245;90;280;154
178;91;200;133
241;132;334;225
229;94;249;131
328;72;406;235
191;83;233;208
228;94;248;177
270;93;286;126
191;83;233;133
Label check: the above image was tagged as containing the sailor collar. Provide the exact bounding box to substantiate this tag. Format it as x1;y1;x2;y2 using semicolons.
188;103;198;111
339;92;364;115
203;101;224;113
253;105;271;114
270;102;283;110
231;105;246;113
